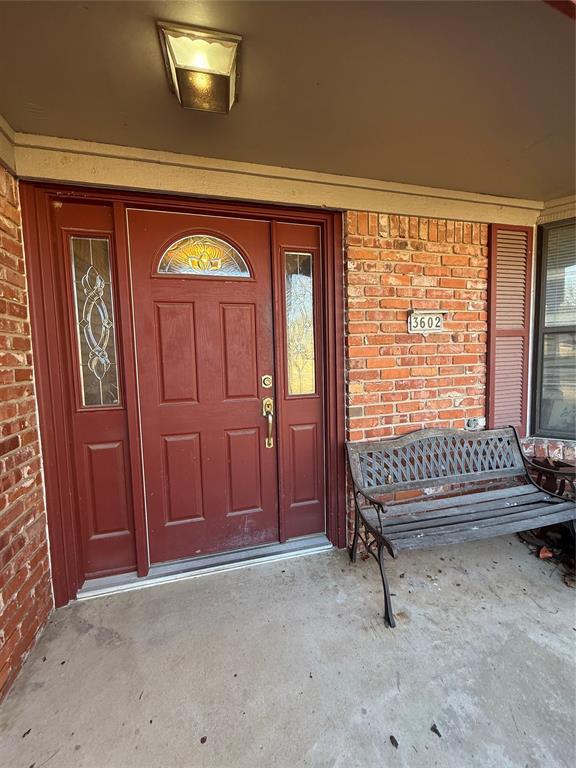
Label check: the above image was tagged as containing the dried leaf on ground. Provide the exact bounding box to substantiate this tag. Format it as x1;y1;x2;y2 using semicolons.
538;546;555;560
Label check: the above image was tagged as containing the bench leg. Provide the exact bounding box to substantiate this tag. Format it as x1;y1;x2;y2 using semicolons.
349;503;360;563
377;542;396;628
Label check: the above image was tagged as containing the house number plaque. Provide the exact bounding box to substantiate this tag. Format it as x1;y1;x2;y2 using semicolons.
407;310;447;334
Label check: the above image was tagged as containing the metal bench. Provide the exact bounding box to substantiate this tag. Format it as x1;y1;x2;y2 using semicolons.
346;426;576;627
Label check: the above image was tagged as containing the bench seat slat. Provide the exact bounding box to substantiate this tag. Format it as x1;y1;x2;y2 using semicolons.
387;506;576;552
385;500;575;539
362;483;538;516
360;490;560;531
362;499;573;538
367;501;575;546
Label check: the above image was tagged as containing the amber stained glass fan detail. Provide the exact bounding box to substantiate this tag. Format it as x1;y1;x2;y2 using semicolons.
158;234;250;277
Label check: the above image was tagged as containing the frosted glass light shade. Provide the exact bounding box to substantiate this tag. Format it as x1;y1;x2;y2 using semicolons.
158;22;241;113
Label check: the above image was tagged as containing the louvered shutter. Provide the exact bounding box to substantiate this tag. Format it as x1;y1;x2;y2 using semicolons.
487;224;533;436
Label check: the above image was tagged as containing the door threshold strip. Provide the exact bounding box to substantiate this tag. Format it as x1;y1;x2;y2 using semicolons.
77;535;332;601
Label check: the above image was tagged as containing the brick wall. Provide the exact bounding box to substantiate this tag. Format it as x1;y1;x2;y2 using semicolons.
0;167;52;699
345;211;488;440
522;437;575;464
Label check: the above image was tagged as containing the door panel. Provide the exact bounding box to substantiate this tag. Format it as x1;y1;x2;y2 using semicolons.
128;209;279;563
163;433;204;523
221;304;258;398
83;441;131;535
290;424;320;504
275;222;325;539
51;202;137;578
226;428;263;514
156;303;198;402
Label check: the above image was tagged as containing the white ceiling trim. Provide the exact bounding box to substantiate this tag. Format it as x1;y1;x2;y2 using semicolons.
3;119;543;225
537;195;576;224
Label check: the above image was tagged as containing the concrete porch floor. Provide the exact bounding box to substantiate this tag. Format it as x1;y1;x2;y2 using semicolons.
1;537;575;768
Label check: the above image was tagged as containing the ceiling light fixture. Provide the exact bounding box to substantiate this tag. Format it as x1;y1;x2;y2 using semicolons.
157;21;241;114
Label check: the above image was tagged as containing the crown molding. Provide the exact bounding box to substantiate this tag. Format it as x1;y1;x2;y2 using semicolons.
537;195;576;224
0;118;544;225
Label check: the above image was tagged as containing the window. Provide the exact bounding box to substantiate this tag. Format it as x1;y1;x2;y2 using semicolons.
70;236;120;407
284;251;316;395
157;234;250;277
533;220;576;438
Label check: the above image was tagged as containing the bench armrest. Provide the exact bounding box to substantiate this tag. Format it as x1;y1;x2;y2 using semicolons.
355;486;388;509
352;486;388;532
523;458;576;499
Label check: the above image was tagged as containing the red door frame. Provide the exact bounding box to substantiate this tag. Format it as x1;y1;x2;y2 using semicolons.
20;182;346;607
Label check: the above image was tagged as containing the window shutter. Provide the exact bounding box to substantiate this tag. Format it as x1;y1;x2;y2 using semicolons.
487;224;533;436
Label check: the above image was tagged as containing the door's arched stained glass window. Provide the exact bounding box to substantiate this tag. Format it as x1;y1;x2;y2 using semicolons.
158;234;251;277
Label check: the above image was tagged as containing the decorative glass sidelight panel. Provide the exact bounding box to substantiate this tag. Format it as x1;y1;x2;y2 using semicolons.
285;252;316;395
70;237;120;407
158;234;250;277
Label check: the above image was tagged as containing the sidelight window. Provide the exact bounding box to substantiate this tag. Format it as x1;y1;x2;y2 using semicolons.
285;251;316;395
70;236;120;407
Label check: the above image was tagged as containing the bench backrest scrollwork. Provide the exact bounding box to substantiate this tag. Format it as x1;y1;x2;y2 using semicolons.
346;427;526;493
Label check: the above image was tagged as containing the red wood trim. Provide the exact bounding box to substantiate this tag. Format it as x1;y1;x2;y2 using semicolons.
112;202;149;576
486;226;497;429
270;221;287;543
325;213;347;548
20;184;82;605
21;182;347;603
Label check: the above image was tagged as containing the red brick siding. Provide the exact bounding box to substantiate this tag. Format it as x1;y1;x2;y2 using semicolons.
345;212;489;441
522;437;575;464
0;168;52;699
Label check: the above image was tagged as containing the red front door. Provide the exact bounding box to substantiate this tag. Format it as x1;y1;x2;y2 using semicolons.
128;210;279;563
37;191;332;591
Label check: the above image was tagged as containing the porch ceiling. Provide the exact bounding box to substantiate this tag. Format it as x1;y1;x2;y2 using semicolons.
0;1;574;201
